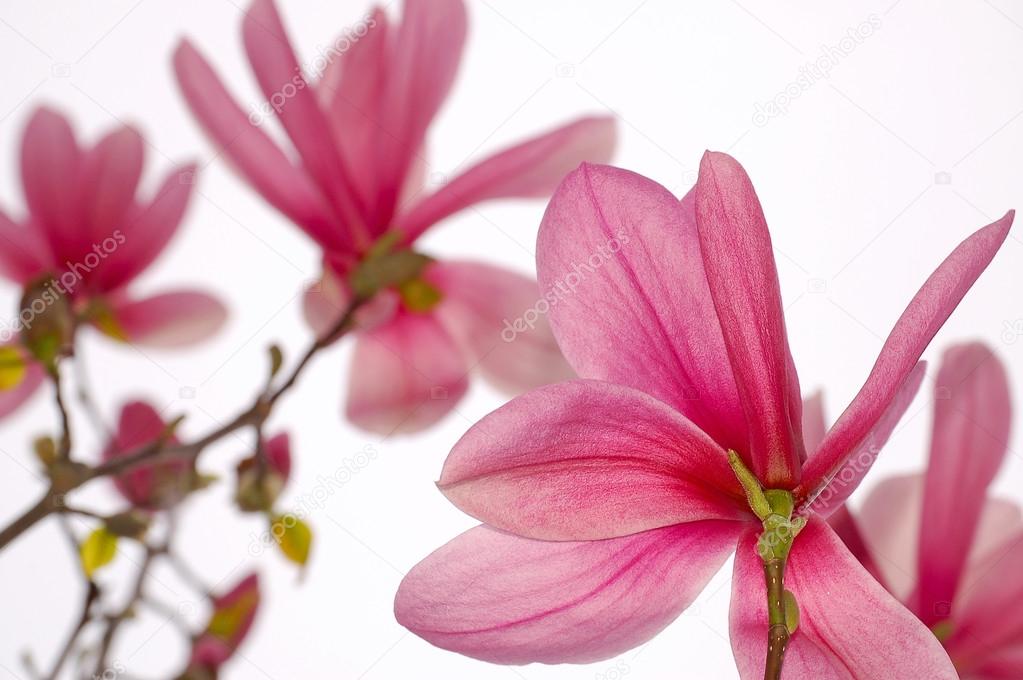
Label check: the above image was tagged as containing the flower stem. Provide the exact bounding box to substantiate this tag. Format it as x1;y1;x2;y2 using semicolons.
763;557;789;680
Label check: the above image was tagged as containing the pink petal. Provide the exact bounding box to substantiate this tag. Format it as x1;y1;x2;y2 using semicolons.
264;432;291;482
103;400;188;509
20;107;82;262
801;362;926;517
78;125;144;244
856;473;923;603
917;342;1011;625
374;0;466;224
192;572;261;668
695;151;804;488
173;40;345;252
827;505;886;588
799;211;1013;499
426;260;574;394
106;290;227;347
345;311;468;434
395;520;742;664
439;379;747;541
801;391;826;454
318;7;391;215
0;211;50;283
92;164;195;292
730;517;957;679
947;528;1023;669
242;0;366;240
536;163;747;455
0;353;44;419
397;116;617;241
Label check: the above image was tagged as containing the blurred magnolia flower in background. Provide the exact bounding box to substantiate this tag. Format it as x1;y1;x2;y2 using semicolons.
827;342;1023;679
0;107;227;417
394;153;1013;679
174;0;615;435
181;572;261;680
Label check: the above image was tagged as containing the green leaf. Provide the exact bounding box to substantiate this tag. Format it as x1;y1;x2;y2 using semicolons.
398;278;443;312
80;526;118;578
270;514;312;567
268;344;284;378
0;345;26;391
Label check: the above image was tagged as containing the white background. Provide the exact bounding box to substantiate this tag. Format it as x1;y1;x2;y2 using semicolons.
1;1;1022;678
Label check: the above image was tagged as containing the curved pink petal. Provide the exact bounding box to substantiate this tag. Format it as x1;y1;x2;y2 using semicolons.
173;40;345;252
801;362;925;517
105;290;227;347
439;379;747;541
264;432;291;483
799;211;1013;500
191;572;261;669
396;520;742;664
242;0;365;240
398;116;617;241
730;517;957;679
318;7;391;215
426;260;574;394
801;391;826;454
93;164;195;292
857;473;923;603
0;211;50;283
346;311;468;434
103;400;188;509
917;343;1011;625
536;163;747;454
695;151;804;488
827;505;885;588
374;0;466;224
20;107;82;262
0;355;45;419
78;125;144;244
947;529;1023;669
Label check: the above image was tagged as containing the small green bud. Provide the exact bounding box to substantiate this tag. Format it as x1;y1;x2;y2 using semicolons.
727;450;772;520
19;275;75;366
783;589;800;634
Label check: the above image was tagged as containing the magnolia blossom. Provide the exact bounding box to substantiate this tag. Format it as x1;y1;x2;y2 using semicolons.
184;572;261;677
102;401;192;510
0;107;227;417
828;343;1022;679
174;0;615;434
395;154;1013;677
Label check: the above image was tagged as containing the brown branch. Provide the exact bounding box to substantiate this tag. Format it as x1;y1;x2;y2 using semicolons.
0;297;363;553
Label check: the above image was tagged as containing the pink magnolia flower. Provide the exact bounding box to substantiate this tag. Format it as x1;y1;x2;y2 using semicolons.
174;0;615;434
235;432;292;513
0;107;227;416
185;572;261;676
827;342;1022;679
394;153;1013;677
103;400;192;510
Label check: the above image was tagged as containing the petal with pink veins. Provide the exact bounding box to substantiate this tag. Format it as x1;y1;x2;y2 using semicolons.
730;517;957;679
439;379;747;541
395;520;742;664
346;311;468;434
79;125;144;244
93;164;195;292
20;107;83;261
695;151;804;488
242;0;365;237
0;212;50;284
426;260;574;394
801;362;926;517
397;116;617;241
374;0;466;224
536;163;747;454
917;342;1011;625
173;41;344;251
799;211;1013;499
318;7;391;216
105;290;227;347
